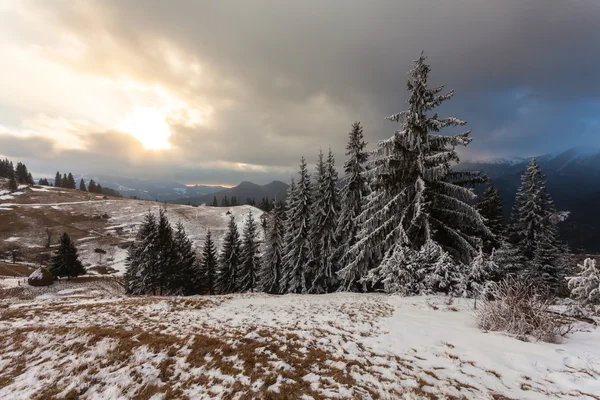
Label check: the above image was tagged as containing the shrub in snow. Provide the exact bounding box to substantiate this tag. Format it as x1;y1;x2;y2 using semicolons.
475;276;571;343
568;258;600;306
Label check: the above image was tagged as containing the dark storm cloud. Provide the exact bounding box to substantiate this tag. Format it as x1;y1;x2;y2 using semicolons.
2;0;599;184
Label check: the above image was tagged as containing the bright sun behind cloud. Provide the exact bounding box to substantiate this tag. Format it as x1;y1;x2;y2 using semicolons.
116;108;172;150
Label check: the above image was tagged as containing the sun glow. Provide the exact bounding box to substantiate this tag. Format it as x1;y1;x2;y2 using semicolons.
116;108;172;150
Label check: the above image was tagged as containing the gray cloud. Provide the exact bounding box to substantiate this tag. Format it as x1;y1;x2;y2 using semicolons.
1;0;599;184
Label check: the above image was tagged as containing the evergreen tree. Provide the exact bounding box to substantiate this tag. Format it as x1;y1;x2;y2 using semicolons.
155;208;176;295
8;175;17;191
125;212;158;295
15;162;29;183
335;122;370;291
281;158;313;293
460;248;497;298
55;171;62;188
259;201;285;293
0;158;8;178
353;54;489;294
476;180;505;253
26;172;34;185
222;195;230;207
216;215;242;293
79;178;87;191
172;221;200;295
308;149;340;293
239;210;261;292
66;173;76;189
199;230;217;295
96;183;103;194
212;196;218;207
50;233;86;278
510;158;566;292
568;258;600;306
88;179;97;193
231;196;238;206
62;173;68;188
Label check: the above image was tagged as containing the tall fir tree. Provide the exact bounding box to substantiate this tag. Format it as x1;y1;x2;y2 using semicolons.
79;178;87;191
125;212;159;295
212;196;218;207
200;230;217;295
172;221;200;295
335;122;370;290
476;180;505;253
62;173;68;188
259;200;285;293
308;148;341;293
155;208;176;295
239;210;261;292
67;173;76;189
54;171;62;188
216;215;242;293
281;158;313;293
8;175;17;191
510;158;566;292
350;53;489;294
50;233;86;278
88;179;97;193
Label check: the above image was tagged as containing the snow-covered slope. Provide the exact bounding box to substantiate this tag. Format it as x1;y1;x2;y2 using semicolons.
0;186;263;275
0;291;598;399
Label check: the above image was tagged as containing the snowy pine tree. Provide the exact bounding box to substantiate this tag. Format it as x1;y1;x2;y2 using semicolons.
216;215;241;293
172;221;200;295
568;258;600;306
477;180;505;253
155;208;176;295
239;211;261;292
125;211;158;295
199;230;217;295
281;158;313;293
460;248;498;298
510;158;566;292
335;122;370;291
50;233;86;279
308;148;340;293
350;53;489;294
259;201;285;294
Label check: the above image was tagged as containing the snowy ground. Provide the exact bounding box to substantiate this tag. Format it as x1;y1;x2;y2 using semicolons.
0;287;598;400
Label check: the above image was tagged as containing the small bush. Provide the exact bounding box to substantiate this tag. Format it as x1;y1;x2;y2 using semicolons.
475;277;571;343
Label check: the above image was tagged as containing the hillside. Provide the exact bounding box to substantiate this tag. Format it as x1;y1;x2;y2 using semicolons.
0;184;264;275
175;180;289;206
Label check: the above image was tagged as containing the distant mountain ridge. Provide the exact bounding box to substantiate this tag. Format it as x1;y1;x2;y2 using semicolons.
458;147;600;253
174;180;289;206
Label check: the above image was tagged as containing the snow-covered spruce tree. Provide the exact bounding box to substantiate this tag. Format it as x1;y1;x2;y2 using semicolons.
50;233;86;279
281;158;313;293
568;258;600;306
476;180;505;253
510;158;566;292
349;53;489;294
259;201;285;293
199;230;217;295
460;248;498;298
334;122;370;291
125;211;158;294
239;210;261;292
490;240;524;281
155;208;176;295
216;215;241;294
308;148;341;293
172;221;200;295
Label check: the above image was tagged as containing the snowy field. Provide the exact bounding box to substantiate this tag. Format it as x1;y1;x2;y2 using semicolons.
0;287;598;399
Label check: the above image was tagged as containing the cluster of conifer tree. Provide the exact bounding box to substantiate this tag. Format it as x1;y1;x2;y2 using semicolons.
124;54;569;299
124;208;263;295
0;158;34;190
50;232;86;279
209;195;277;211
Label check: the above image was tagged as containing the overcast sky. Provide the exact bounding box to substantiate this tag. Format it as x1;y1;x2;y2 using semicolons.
1;0;599;185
